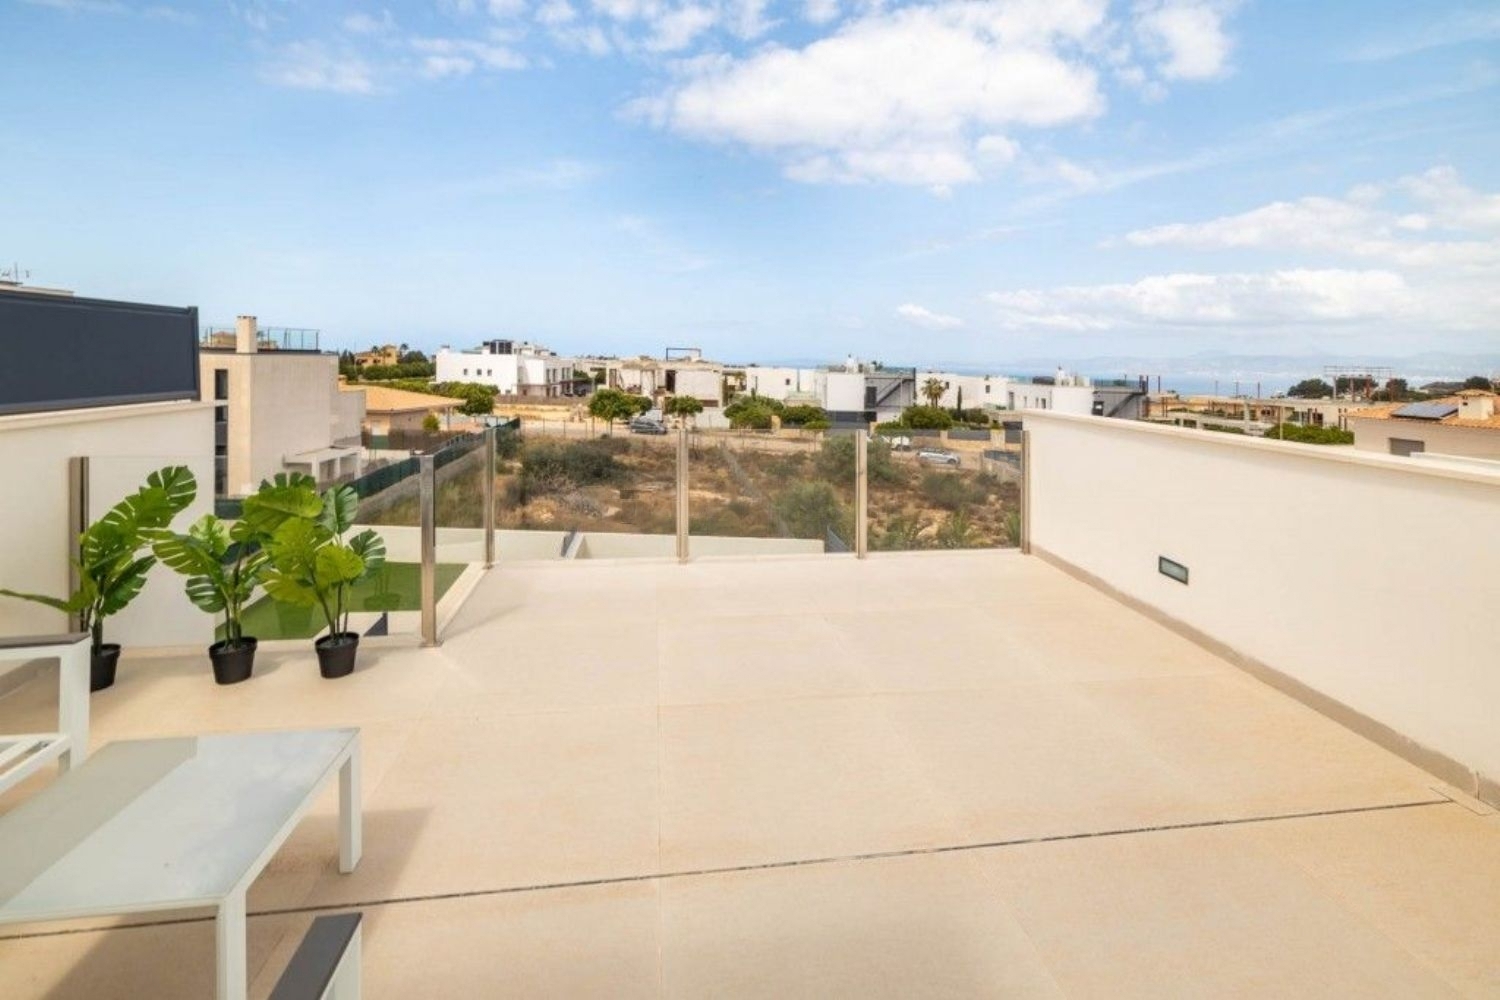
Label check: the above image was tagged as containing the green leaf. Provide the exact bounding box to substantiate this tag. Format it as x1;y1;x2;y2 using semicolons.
319;485;359;536
313;545;364;589
99;555;156;616
0;586;87;615
146;466;198;517
347;529;386;579
261;571;320;608
185;575;227;613
153;530;219;577
187;514;230;558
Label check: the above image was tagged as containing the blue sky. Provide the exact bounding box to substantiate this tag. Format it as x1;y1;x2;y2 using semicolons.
2;0;1497;366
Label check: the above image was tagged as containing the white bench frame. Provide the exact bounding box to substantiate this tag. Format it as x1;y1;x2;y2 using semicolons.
0;632;90;795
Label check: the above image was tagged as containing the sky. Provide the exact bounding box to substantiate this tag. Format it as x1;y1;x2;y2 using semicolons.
1;0;1498;369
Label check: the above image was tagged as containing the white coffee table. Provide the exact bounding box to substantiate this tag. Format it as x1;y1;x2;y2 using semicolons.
0;728;362;1000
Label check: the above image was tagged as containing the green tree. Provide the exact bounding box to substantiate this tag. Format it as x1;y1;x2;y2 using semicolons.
588;388;641;434
454;383;498;416
781;403;829;427
901;405;954;430
922;377;946;407
1462;375;1495;391
1287;378;1333;399
664;395;704;425
422;412;441;434
725;395;780;429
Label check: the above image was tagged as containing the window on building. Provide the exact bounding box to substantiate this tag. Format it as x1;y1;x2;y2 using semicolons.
213;369;229;400
1389;438;1425;457
215;405;228;424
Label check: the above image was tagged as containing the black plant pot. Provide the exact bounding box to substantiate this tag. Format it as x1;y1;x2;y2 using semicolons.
209;637;257;685
315;632;360;679
90;643;121;692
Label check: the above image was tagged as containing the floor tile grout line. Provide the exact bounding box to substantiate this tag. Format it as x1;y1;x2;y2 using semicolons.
0;797;1452;942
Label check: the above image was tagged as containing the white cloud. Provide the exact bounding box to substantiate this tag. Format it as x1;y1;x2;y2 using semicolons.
803;0;839;25
343;10;396;35
987;269;1414;330
1344;9;1500;62
897;303;965;330
536;0;577;24
645;4;718;52
633;0;1110;188
413;36;529;76
1120;167;1500;269
262;42;378;94
1132;0;1237;80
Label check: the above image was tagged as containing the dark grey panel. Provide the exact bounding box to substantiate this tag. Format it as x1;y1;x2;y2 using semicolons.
0;291;199;416
1390;402;1458;420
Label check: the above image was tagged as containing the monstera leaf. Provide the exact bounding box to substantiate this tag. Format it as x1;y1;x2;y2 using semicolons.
319;484;360;536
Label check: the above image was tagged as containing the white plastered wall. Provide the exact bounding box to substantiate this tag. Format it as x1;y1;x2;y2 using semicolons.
1025;411;1500;790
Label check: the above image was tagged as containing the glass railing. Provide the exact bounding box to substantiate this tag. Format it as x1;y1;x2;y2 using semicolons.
498;420;677;559
867;429;1021;550
687;427;850;556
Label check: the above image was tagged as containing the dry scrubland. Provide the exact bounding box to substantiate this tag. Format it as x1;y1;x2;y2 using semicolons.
366;432;1020;549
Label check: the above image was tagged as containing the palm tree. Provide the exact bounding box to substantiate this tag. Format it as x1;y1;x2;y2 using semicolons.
922;377;945;407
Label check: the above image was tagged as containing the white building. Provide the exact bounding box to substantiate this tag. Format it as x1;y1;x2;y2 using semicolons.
744;366;820;402
1003;370;1096;415
436;340;580;397
580;352;729;408
915;371;1011;409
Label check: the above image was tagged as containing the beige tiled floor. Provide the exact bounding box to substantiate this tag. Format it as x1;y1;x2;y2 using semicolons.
1;551;1497;998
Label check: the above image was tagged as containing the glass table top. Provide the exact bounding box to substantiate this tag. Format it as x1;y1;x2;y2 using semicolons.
0;728;356;922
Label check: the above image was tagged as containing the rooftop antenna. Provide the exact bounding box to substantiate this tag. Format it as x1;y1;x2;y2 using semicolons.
0;262;32;284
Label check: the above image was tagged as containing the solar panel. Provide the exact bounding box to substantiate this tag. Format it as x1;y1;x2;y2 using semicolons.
1391;402;1459;420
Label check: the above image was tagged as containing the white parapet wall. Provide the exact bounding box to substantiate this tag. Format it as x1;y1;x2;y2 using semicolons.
0;401;215;649
1024;410;1500;801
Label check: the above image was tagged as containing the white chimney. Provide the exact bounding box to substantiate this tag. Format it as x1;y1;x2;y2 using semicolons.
235;315;258;355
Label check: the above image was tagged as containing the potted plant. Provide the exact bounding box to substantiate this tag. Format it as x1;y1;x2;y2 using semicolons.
1;465;197;691
248;475;385;678
152;514;266;684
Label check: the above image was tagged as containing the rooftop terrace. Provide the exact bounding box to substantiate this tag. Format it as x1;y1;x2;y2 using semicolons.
2;552;1497;997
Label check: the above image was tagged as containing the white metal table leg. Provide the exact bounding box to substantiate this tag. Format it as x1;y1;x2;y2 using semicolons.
339;739;362;873
217;889;248;1000
57;640;90;772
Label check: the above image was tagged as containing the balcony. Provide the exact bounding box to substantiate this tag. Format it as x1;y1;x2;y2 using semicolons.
2;550;1497;997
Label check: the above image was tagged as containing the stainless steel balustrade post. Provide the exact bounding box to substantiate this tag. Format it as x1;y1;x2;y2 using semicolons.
67;457;89;633
675;425;690;562
483;426;497;569
419;454;439;646
1020;428;1032;555
854;429;869;558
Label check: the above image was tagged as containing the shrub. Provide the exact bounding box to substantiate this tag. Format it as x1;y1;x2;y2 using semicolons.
781;404;829;427
1264;423;1354;445
901;405;954;430
520;439;622;494
772;481;851;540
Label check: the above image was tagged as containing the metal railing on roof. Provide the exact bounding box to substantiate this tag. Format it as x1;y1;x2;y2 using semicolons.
200;326;322;352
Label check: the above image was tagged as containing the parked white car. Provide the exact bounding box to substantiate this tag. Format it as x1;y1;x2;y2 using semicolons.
917;449;960;467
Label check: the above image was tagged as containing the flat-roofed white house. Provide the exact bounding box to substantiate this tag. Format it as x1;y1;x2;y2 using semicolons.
436;340;581;397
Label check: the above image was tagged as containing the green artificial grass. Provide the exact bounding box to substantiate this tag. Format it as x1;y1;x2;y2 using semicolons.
224;562;468;640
